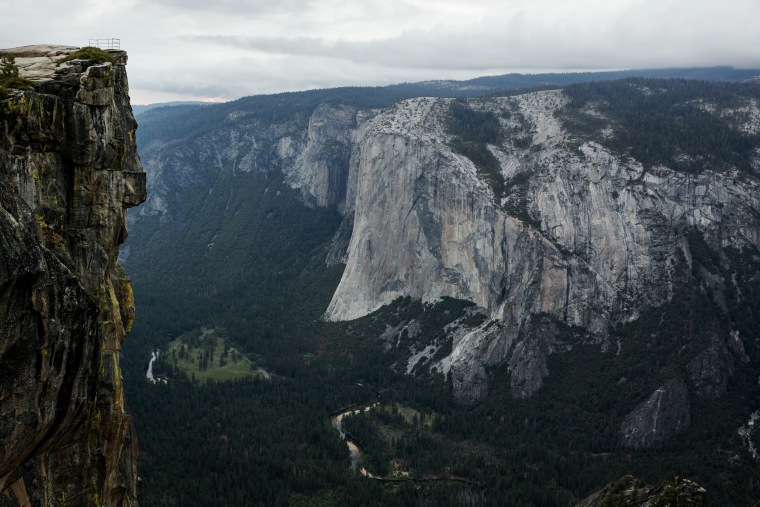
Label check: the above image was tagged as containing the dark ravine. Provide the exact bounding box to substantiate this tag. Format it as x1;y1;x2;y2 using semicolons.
0;45;145;506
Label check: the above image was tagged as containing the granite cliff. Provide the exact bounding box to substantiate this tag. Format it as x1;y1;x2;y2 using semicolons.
321;90;759;407
0;45;145;506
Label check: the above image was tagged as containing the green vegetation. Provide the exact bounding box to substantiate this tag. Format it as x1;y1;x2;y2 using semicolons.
561;78;760;173
0;54;34;99
57;46;115;65
125;296;486;506
160;328;261;382
135;87;454;148
446;99;506;200
0;47;115;99
447;100;503;145
0;54;19;78
123;170;345;362
502;169;540;227
124;198;760;505
445;99;540;226
390;403;431;427
332;263;759;505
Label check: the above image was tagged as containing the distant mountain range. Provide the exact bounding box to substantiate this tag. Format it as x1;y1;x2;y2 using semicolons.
132;66;760;116
131;100;209;116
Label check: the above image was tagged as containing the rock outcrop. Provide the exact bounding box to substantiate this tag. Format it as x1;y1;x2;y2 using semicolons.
283;103;356;209
576;475;708;507
737;410;760;462
620;378;691;449
686;334;735;399
0;45;145;506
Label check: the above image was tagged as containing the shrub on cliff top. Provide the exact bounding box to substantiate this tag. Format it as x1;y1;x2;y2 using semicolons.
58;46;115;66
1;54;19;78
0;54;34;99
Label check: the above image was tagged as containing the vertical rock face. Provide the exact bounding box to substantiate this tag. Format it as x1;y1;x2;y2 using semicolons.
321;91;760;401
283;103;356;209
0;46;145;506
325;98;501;319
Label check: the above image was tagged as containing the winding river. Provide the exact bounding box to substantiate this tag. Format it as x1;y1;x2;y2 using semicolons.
331;403;379;477
330;402;482;486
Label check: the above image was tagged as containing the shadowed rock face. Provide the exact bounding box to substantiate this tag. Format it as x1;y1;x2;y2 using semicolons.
687;334;735;399
620;378;691;449
0;45;145;506
576;474;708;507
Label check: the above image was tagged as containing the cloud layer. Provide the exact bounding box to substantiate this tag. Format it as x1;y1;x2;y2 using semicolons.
1;0;759;103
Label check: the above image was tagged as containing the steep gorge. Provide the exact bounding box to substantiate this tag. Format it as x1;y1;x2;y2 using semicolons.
0;45;144;506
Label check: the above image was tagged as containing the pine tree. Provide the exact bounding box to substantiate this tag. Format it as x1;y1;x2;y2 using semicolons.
0;54;19;78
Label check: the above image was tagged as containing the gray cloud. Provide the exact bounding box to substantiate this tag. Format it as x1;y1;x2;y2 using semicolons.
134;0;317;16
186;18;760;70
186;2;760;72
2;0;759;104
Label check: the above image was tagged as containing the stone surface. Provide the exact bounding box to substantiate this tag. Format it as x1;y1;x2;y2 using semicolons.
576;475;708;507
737;410;760;462
284;103;356;209
321;91;760;400
0;45;78;81
620;379;691;449
0;46;144;506
686;335;735;399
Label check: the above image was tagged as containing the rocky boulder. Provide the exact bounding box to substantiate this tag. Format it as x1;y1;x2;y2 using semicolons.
576;475;708;507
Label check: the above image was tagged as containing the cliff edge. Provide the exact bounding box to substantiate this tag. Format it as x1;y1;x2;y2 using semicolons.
0;45;145;506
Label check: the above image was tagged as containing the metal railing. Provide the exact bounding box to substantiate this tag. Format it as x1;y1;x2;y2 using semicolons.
88;38;120;50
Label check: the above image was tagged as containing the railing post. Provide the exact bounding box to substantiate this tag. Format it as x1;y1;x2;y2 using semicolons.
87;38;121;50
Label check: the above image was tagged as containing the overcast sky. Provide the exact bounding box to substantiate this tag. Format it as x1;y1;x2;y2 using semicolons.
2;0;759;104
